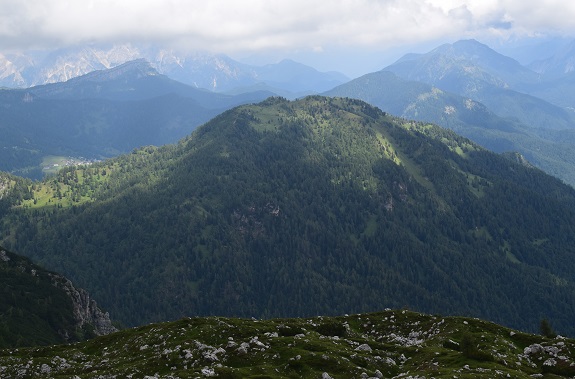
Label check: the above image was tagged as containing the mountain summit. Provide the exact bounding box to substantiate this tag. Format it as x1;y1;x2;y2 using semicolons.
384;39;575;131
324;68;575;187
387;39;538;89
26;59;160;99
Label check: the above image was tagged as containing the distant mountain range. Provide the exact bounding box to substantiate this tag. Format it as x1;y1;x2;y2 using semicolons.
0;60;273;179
0;44;347;96
325;39;575;186
528;39;575;77
382;39;575;130
324;70;575;186
3;38;575;188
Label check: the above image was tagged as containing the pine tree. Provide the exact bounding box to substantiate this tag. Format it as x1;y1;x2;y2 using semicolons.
540;319;556;338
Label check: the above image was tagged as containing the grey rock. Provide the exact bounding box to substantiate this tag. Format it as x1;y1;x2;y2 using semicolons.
49;274;117;336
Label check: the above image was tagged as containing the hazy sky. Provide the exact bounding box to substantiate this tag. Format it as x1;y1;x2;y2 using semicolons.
2;0;575;77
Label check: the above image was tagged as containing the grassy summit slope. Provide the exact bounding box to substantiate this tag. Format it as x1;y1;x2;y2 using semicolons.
1;310;574;378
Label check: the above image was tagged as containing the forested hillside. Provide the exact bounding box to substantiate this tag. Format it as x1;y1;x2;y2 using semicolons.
2;96;575;336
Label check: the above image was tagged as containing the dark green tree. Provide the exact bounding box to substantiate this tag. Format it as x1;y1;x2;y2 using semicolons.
540;319;556;338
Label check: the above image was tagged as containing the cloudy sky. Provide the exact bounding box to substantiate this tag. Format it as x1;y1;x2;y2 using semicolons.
2;0;575;76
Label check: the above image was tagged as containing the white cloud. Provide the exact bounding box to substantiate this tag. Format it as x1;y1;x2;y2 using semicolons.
1;0;574;54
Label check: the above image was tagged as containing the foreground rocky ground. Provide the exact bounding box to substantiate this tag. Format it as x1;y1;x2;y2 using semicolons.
1;309;574;378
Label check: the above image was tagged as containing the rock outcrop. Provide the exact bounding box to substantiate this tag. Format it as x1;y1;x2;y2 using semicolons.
49;274;118;337
0;246;117;347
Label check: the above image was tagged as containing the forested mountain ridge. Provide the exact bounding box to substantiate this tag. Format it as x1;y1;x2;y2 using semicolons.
324;70;575;186
0;244;116;348
2;96;575;336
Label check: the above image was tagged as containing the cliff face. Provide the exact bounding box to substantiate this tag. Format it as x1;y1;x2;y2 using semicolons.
49;274;118;337
0;247;117;347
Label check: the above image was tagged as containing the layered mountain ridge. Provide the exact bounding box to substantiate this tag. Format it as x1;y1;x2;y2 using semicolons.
324;39;575;186
0;44;347;95
383;39;575;130
388;39;540;88
4;39;575;188
324;70;575;186
4;34;575;378
0;60;273;179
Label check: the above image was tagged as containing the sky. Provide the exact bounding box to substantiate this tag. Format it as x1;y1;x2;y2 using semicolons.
2;0;575;77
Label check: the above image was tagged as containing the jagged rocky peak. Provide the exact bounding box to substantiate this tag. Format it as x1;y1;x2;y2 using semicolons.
24;58;162;99
67;58;158;83
0;44;155;88
0;44;348;94
35;44;143;85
